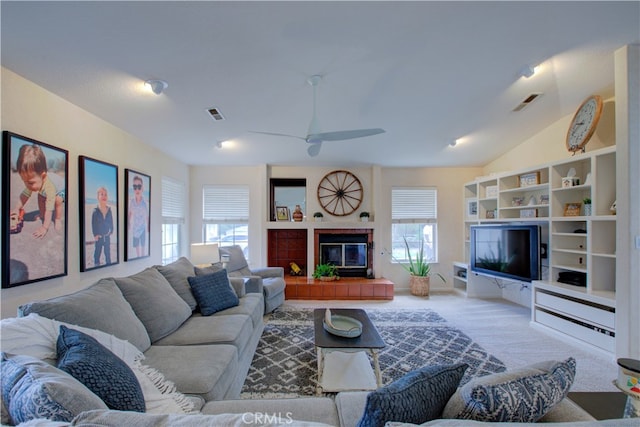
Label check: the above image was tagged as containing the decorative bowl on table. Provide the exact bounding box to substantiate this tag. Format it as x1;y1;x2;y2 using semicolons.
323;309;362;338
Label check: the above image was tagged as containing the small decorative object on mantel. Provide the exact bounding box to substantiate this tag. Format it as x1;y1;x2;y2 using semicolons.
292;204;304;222
583;198;592;216
610;200;617;215
564;202;582;217
512;197;524;207
359;211;370;222
313;212;323;222
540;194;549;205
520;208;538;218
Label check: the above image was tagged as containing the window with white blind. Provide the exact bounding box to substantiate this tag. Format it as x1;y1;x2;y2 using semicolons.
203;185;250;259
161;177;185;265
391;187;438;263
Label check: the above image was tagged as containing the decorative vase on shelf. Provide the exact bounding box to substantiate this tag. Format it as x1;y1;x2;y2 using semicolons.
292;205;304;222
584;204;592;216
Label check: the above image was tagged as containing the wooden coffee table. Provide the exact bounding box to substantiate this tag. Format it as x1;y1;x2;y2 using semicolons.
313;308;385;395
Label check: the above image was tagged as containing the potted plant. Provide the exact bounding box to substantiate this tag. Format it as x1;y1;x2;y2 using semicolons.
313;212;324;222
313;263;339;281
359;211;370;222
397;237;445;296
583;197;592;216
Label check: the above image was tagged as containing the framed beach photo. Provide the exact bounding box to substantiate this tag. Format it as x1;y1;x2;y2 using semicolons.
2;131;68;288
125;169;151;261
275;206;290;221
79;156;119;272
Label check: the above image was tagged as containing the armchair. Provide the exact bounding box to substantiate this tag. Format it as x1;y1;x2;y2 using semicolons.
219;245;286;313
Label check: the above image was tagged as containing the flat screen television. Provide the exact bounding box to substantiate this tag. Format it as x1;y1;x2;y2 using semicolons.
470;224;541;282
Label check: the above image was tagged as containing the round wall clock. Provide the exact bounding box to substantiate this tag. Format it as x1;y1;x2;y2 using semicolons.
566;95;603;154
317;170;363;216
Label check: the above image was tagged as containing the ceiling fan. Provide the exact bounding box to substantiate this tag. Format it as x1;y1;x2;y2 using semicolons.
251;75;385;157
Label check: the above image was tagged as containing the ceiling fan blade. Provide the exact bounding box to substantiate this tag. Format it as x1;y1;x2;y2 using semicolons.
249;131;305;141
307;142;322;157
311;128;386;142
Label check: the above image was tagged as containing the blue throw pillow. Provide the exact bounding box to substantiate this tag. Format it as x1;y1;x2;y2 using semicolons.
56;326;145;412
357;363;468;427
187;270;240;316
1;352;107;424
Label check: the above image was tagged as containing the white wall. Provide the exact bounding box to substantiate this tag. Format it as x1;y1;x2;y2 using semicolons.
0;68;189;318
189;164;481;291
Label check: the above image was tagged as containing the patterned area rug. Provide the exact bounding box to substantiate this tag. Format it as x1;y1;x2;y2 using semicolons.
241;308;505;398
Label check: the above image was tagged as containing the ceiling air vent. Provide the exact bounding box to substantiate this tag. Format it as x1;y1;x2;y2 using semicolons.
512;93;542;112
207;107;225;121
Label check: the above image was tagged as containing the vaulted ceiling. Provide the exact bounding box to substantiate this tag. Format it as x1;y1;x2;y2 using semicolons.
2;1;638;167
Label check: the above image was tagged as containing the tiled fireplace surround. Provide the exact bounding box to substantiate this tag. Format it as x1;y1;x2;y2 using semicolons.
267;228;394;300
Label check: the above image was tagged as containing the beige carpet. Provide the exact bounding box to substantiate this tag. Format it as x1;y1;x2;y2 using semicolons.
282;292;618;392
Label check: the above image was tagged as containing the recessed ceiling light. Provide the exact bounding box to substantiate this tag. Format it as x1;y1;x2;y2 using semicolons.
144;79;168;95
519;64;539;79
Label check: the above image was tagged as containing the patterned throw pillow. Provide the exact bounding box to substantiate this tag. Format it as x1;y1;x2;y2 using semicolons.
442;357;576;423
357;363;468;427
188;270;240;315
56;325;145;412
1;352;107;424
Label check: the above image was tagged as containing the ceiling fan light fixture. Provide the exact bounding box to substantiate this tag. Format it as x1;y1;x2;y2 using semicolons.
144;79;168;95
449;139;458;147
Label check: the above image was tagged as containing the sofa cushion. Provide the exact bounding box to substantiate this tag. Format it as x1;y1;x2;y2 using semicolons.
203;397;340;425
153;314;253;355
72;409;334;426
188;270;240;315
1;352;107;424
357;363;468;427
442;358;576;423
143;344;238;401
56;326;145;413
114;268;192;342
211;293;264;328
18;278;151;352
154;257;198;310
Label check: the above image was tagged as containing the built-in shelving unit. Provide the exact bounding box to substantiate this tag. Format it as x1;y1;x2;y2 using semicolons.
460;146;617;352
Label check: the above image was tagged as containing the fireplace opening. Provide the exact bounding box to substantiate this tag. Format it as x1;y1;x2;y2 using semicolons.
317;231;371;277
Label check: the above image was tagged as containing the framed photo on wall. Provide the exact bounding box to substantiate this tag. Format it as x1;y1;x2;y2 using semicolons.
125;169;151;261
2;131;68;288
79;156;119;271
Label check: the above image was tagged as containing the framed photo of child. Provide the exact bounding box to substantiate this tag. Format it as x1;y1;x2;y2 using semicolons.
125;169;151;261
79;156;119;272
2;132;69;288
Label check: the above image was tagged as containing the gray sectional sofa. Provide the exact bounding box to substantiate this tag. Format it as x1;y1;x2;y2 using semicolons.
18;257;265;402
1;257;633;426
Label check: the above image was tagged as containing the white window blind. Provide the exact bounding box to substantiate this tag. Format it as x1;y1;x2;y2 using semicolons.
392;187;437;222
162;177;185;224
203;185;249;223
